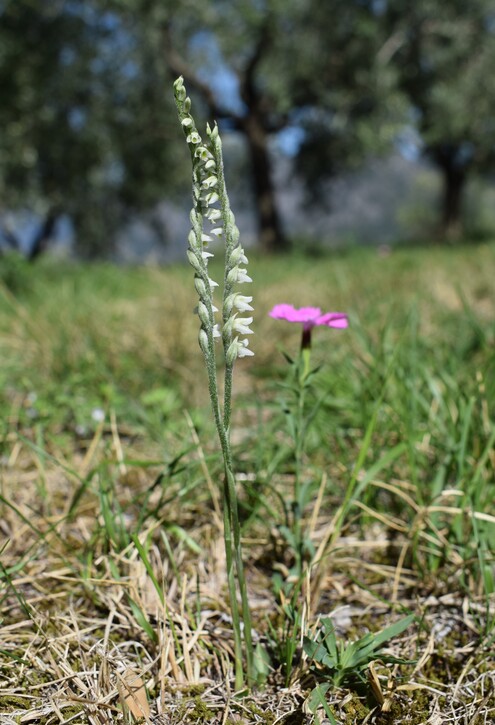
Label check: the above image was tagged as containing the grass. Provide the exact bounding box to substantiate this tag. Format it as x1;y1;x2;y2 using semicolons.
0;241;494;723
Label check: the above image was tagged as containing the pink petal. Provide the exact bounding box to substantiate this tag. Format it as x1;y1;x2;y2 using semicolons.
316;312;349;329
269;304;322;323
268;303;296;320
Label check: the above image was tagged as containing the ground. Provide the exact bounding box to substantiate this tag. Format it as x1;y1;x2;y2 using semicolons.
0;242;494;723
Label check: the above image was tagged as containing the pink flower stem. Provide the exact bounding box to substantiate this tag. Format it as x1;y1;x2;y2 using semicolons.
301;326;312;351
300;327;312;384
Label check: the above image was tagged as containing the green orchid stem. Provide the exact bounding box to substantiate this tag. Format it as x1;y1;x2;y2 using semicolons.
223;458;255;688
204;350;254;689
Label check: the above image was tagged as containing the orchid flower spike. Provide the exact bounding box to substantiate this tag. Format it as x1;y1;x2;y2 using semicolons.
174;75;254;364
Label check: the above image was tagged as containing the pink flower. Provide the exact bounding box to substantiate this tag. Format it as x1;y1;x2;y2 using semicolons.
269;303;349;368
269;304;348;331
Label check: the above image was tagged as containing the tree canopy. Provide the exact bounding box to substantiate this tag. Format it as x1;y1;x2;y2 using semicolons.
0;0;494;257
0;0;184;257
383;0;495;238
161;0;395;250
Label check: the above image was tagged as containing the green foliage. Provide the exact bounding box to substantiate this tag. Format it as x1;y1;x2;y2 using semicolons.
274;354;325;586
266;599;303;687
0;0;185;256
0;0;404;256
0;258;189;443
304;615;415;722
385;0;495;159
0;242;494;716
0;252;32;293
1;0;495;258
287;0;403;199
304;615;415;689
383;0;495;237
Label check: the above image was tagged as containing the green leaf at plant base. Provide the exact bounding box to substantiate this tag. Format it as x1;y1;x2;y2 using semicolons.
127;596;158;644
306;683;337;725
304;614;416;688
253;642;271;686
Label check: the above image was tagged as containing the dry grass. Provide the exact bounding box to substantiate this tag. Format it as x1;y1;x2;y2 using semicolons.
1;433;494;723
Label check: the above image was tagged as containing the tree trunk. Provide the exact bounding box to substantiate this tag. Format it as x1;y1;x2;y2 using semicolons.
438;161;467;242
0;222;22;252
28;210;58;261
241;113;289;253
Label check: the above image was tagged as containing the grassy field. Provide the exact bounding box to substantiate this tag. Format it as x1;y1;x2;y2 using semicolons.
0;242;494;723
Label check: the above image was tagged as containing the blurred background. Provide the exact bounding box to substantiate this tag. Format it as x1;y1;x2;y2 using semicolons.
1;0;495;262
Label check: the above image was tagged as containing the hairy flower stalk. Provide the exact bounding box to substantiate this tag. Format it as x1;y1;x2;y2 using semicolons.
174;76;254;689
